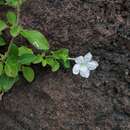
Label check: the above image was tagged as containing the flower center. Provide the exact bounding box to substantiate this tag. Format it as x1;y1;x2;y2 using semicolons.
80;63;86;67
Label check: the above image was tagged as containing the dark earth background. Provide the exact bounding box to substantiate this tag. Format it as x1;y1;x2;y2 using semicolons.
0;0;130;130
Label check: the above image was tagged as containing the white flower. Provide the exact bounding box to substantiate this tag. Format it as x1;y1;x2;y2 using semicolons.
72;52;99;78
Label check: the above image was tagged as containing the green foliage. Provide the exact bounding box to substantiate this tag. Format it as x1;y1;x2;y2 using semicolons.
18;54;36;65
0;0;25;6
42;59;47;67
51;48;70;68
0;0;5;5
4;59;19;77
6;0;25;7
22;66;34;82
33;55;43;64
0;74;18;92
0;0;70;94
18;46;33;56
6;11;22;37
0;20;7;32
52;48;69;60
46;58;60;72
63;60;71;69
6;0;19;7
20;30;49;51
10;25;22;37
6;11;17;26
0;63;3;75
4;44;19;78
0;36;6;46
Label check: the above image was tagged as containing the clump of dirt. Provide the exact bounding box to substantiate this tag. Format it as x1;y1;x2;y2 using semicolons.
0;0;130;130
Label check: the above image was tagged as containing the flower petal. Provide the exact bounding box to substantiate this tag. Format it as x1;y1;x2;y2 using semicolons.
72;64;80;75
87;61;99;70
75;56;84;64
80;67;90;78
84;52;92;62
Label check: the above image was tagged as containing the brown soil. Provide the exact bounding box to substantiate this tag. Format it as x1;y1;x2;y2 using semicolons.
0;0;130;130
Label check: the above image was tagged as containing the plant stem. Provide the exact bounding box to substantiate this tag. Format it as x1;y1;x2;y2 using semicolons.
0;92;4;101
16;5;20;25
6;37;14;56
68;57;75;61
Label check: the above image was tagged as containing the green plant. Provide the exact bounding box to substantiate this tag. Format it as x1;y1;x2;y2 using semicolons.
0;0;99;99
0;0;70;94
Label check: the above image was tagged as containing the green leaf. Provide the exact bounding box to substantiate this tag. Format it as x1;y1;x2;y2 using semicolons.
46;58;60;72
8;43;18;57
0;20;7;32
20;30;49;51
0;74;18;92
18;46;33;56
4;44;19;78
42;59;47;67
0;62;3;75
22;66;35;82
6;0;23;7
6;0;18;6
0;0;5;5
63;60;70;69
0;36;6;46
6;11;17;26
5;58;19;78
52;48;69;61
51;49;70;69
10;25;21;37
18;54;36;65
33;55;43;64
